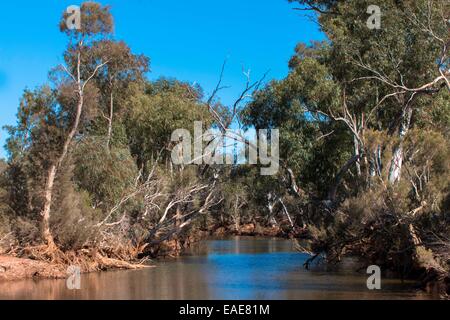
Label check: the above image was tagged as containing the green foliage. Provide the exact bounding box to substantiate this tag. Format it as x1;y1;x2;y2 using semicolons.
243;51;352;197
51;162;99;251
73;137;139;212
283;0;450;280
0;160;12;239
60;2;113;37
126;78;212;170
88;40;150;147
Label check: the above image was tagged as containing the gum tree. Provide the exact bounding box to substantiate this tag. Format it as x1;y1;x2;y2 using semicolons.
90;40;149;149
40;3;112;248
281;0;450;286
289;0;449;185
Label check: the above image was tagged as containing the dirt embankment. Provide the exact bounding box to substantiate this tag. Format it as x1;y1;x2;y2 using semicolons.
213;223;285;237
0;251;151;282
0;256;67;282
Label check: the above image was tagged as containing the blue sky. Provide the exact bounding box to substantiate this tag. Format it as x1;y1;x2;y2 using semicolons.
0;0;323;159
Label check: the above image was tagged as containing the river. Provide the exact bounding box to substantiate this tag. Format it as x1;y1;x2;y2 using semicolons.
0;237;434;300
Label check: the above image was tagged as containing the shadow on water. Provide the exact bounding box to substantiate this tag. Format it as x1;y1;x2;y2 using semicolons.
0;237;434;300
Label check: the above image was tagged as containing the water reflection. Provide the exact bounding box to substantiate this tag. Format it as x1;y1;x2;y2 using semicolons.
0;237;433;300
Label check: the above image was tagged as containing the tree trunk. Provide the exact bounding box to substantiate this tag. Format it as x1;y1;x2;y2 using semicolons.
40;93;84;247
279;198;294;229
41;165;57;248
353;135;361;176
286;167;302;197
106;91;114;149
328;154;361;202
388;144;403;184
369;156;377;178
233;195;240;232
388;108;412;185
267;192;275;222
175;205;182;229
369;146;382;179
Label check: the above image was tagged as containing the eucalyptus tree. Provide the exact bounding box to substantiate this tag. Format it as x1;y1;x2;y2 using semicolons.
90;40;149;149
0;159;10;241
243;43;353;201
289;0;449;185
279;0;450;286
241;0;450;286
126;78;212;173
41;3;113;248
247;0;448;203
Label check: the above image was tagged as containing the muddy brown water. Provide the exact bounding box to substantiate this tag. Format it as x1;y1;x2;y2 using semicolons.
0;237;436;300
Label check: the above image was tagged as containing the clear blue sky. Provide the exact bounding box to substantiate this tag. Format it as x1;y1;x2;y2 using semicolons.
0;0;323;159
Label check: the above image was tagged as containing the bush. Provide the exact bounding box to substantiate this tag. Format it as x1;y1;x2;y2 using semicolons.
0;160;13;251
73;137;140;217
51;162;100;250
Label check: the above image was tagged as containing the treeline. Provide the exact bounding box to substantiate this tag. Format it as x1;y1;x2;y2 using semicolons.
0;3;281;265
0;1;449;294
245;0;449;293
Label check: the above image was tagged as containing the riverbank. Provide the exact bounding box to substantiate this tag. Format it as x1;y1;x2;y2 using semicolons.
0;255;66;281
213;223;285;237
0;250;153;283
0;224;286;283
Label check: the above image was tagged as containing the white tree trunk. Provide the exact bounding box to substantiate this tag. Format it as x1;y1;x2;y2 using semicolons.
106;91;114;149
279;198;294;228
40;94;84;247
41;165;57;247
388;108;412;185
353;135;361;176
388;145;404;184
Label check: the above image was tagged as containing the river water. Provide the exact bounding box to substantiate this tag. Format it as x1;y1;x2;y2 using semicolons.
0;237;434;300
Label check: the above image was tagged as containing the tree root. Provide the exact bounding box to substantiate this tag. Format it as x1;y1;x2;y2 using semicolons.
18;244;152;276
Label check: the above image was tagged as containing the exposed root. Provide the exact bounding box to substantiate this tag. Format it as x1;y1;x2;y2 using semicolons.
94;252;150;270
6;243;153;280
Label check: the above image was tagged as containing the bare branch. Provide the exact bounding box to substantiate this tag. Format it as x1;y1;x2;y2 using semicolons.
82;60;109;92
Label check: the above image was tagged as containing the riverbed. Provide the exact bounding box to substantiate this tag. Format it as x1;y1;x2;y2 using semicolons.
0;237;434;300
